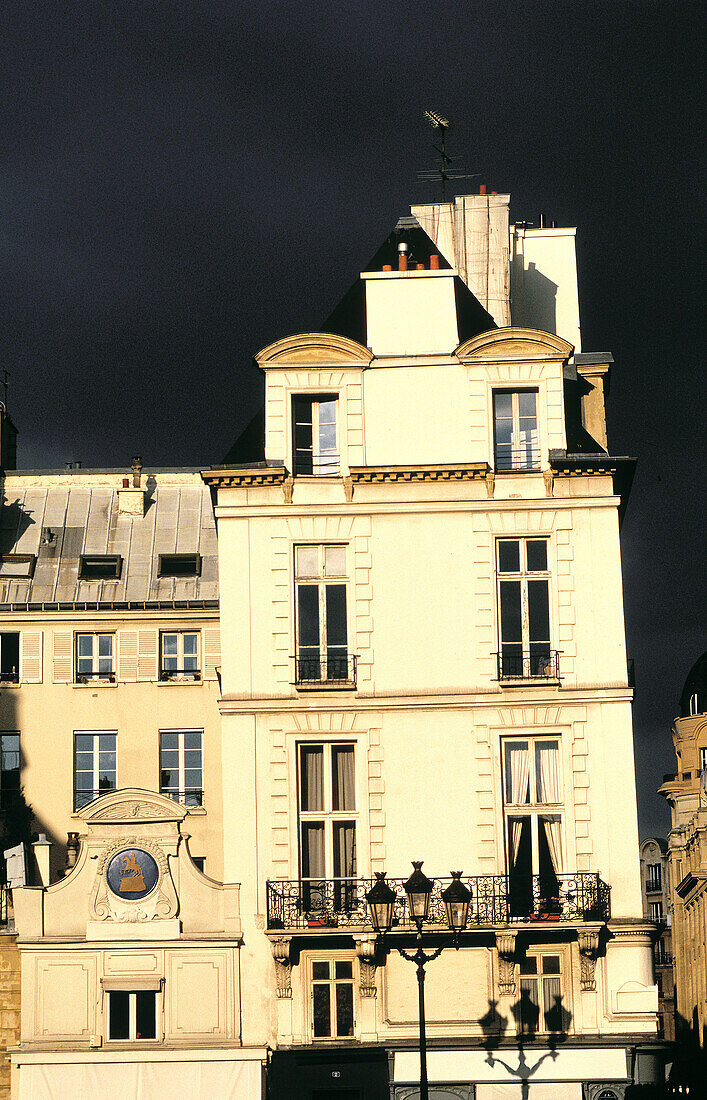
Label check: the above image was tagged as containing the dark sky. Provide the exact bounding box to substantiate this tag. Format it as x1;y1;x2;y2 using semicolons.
1;1;704;836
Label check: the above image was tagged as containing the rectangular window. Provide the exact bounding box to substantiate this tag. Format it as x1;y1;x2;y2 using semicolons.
294;545;350;684
0;733;20;812
650;901;663;922
493;389;539;470
0;633;19;683
158;554;201;577
646;863;662;891
299;743;356;915
0;554;36;579
497;538;554;679
503;737;563;918
74;732;116;810
311;958;355;1038
108;990;157;1040
79;555;122;580
160;730;203;807
76;633;114;682
292;395;339;475
519;955;566;1035
160;632;200;680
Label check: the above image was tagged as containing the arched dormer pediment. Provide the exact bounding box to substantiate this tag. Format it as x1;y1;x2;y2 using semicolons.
455;327;574;363
255;332;373;369
79;787;187;825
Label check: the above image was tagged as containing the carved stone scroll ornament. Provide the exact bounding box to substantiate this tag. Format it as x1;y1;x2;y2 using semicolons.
90;838;177;924
543;469;554;497
578;929;600;991
485;471;495;499
496;931;517;997
271;937;293;999
355;935;377;998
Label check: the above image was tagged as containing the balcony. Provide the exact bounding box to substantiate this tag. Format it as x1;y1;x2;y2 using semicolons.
494;446;541;472
496;650;561;682
266;872;611;931
292;652;357;688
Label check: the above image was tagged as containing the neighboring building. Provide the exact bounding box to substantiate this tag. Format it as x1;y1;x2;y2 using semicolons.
659;651;707;1076
203;203;662;1098
639;837;675;1041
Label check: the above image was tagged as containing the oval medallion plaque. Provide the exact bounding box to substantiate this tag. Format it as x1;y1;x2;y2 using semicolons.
106;847;159;901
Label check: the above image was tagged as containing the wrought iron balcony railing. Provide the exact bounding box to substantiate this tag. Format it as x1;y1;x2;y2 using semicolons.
159;667;201;681
293;454;340;476
75;670;115;684
160;787;204;808
494;447;541;472
293;652;357;687
496;650;561;681
266;872;610;931
74;786;115;811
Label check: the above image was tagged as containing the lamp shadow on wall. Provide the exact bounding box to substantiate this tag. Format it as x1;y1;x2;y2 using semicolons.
478;994;572;1100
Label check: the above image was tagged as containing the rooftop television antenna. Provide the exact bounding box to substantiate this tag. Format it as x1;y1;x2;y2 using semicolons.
417;111;478;202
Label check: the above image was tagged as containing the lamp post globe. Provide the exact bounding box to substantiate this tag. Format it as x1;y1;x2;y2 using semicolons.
403;861;434;925
365;872;396;934
441;871;471;936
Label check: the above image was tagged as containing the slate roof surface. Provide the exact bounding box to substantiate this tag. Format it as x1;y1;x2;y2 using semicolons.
0;473;218;606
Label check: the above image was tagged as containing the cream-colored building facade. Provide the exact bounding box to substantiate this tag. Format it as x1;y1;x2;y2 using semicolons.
204;214;663;1098
3;198;665;1098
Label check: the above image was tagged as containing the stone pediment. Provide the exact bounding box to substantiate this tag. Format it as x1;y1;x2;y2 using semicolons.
80;788;187;826
455;327;574;362
255;332;373;368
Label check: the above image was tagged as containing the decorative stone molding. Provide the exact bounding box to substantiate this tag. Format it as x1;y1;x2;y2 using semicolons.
283;475;294;503
496;931;517;997
348;463;489;485
543;468;554;496
485;471;495;498
355;935;377;999
89;838;177;926
271;937;293;999
578;929;601;991
343;476;354;502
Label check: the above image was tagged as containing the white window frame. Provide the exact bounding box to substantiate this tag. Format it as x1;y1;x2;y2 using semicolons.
518;950;568;1035
297;741;357;911
294;544;350;684
106;989;160;1042
74;730;117;810
159;729;203;807
496;537;554;679
502;735;564;911
159;631;201;681
493;388;540;471
0;733;20;810
650;901;663;922
292;394;339;476
306;952;357;1040
646;863;662;892
75;632;115;682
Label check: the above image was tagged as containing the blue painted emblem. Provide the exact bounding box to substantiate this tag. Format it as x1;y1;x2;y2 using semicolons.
106;848;159;901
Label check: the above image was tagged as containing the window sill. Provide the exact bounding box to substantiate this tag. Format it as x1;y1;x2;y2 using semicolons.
498;676;560;688
72;681;117;689
294;681;357;692
157;677;203;686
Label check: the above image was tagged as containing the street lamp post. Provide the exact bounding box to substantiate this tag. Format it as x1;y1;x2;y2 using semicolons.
366;863;471;1100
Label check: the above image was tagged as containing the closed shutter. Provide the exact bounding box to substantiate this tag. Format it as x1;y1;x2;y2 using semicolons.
137;629;158;681
203;627;221;680
118;630;138;682
20;632;43;683
52;631;73;683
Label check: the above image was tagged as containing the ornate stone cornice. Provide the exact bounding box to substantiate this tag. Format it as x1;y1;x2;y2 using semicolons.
201;466;288;489
348;463;489;485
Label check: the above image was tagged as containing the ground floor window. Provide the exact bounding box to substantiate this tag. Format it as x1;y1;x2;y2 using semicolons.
518;953;568;1035
311;958;355;1039
108;989;157;1040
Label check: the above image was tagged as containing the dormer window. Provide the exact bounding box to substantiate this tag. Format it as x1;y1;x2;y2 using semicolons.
158;554;201;577
493;390;539;471
292;395;338;475
79;555;122;580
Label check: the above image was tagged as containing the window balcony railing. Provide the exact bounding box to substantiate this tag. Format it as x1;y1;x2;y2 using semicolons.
160;788;204;808
159;668;201;681
0;671;19;684
496;650;561;681
74;786;115;811
266;872;611;931
292;652;357;687
293;454;340;476
494;447;541;472
75;670;115;684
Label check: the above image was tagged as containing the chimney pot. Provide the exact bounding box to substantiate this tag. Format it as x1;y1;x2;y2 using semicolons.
382;264;392;271
430;254;440;270
416;263;424;271
398;253;408;272
479;184;487;195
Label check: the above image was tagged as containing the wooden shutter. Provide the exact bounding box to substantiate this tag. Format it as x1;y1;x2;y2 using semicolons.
137;630;158;681
52;631;73;683
20;631;43;683
117;630;138;682
203;627;221;680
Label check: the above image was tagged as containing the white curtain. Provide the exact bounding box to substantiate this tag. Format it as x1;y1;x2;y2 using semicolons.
542;815;563;874
509;817;525;866
332;746;355;811
300;747;323;811
301;823;325;878
536;741;560;803
333;822;356;879
507;742;530;804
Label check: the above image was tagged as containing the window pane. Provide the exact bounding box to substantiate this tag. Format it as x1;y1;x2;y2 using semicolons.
520;957;538;975
109;991;130;1040
160;768;178;790
335;960;353;980
333;822;356;879
301;823;325;878
500;581;522;642
296;546;319;578
300;747;324;811
135;991;156;1039
494;392;513;418
331;746;355;811
527;539;548;572
504;742;530;803
518;391;537;419
535;741;560;802
543;976;563;1032
528;580;550;642
312;961;329;980
542;955;561;975
498;541;520;573
519;977;540;1034
162;634;178;655
325;585;347;648
313;983;331;1037
75;734;94;752
297;585;320;647
184;731;201;751
324;545;346;577
335;982;354;1037
183;634;198;655
161;732;178;751
98;635;112;657
77;635;93;657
